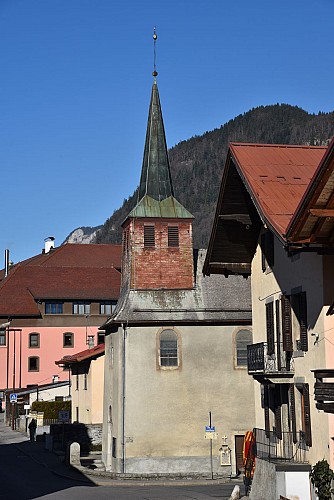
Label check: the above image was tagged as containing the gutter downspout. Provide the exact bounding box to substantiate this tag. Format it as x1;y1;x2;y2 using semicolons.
121;323;127;473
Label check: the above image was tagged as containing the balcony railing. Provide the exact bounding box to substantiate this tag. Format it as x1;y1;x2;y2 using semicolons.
247;342;294;377
254;428;308;463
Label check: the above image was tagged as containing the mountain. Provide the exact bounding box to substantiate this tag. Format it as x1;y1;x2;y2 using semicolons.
65;104;334;248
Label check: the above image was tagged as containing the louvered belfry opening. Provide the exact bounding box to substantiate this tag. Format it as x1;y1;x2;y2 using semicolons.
168;225;179;247
144;225;155;248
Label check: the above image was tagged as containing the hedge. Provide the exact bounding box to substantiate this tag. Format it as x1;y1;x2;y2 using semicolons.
31;400;71;419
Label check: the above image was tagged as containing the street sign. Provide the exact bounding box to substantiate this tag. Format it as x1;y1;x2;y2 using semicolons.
205;432;218;440
205;426;215;432
58;410;70;422
10;393;17;404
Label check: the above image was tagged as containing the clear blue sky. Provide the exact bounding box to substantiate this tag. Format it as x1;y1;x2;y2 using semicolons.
1;0;334;263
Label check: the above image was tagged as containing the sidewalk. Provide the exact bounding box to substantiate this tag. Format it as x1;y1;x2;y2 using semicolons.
0;414;92;484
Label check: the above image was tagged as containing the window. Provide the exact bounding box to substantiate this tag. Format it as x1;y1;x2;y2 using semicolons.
144;225;155;247
282;292;308;352
97;331;105;345
168;226;179;247
73;301;90;315
112;437;117;458
236;329;253;367
296;383;312;447
0;329;6;346
123;228;130;252
84;373;87;390
28;357;39;372
45;301;63;314
63;332;74;348
100;301;117;315
291;292;308;352
159;329;178;367
261;231;274;272
75;370;79;390
29;333;40;348
266;302;275;355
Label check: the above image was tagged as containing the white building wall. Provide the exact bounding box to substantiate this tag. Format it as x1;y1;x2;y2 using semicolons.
251;232;330;467
103;323;255;475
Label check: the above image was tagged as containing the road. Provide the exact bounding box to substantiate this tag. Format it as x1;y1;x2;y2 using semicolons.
0;416;242;499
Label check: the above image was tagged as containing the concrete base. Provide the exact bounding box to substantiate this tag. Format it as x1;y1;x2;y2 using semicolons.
105;455;232;477
250;458;311;500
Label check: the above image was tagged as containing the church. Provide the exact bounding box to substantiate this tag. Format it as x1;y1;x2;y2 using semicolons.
101;64;255;477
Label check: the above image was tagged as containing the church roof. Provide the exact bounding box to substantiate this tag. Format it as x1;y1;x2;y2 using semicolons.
103;249;251;327
128;81;193;220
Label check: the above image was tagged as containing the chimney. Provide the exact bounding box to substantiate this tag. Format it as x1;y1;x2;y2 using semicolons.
87;335;95;349
4;249;9;278
44;237;55;254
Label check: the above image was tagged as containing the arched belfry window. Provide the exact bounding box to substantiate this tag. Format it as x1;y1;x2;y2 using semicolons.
159;329;178;367
236;329;253;367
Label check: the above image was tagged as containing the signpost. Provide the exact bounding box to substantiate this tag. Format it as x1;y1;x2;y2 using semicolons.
10;393;17;404
205;412;215;479
58;410;70;450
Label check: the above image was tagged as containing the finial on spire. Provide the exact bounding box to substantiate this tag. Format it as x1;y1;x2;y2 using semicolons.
152;26;158;80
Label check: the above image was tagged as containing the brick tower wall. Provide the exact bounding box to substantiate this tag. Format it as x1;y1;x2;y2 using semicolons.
122;218;194;290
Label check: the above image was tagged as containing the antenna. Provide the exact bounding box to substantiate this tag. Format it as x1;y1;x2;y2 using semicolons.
152;26;158;80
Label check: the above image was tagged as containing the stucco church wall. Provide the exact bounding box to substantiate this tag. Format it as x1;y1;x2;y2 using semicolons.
106;324;255;475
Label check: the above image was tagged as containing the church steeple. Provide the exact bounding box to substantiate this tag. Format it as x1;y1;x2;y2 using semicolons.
128;28;192;220
121;29;194;291
138;81;174;202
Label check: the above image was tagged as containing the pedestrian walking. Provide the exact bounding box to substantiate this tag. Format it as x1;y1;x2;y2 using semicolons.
28;418;37;442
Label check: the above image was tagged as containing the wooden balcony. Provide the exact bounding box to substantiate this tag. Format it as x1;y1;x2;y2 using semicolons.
247;342;294;382
312;369;334;413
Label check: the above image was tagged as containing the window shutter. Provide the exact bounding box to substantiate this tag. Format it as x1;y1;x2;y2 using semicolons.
144;225;155;247
274;386;282;439
168;226;179;247
303;383;312;447
281;295;293;352
289;385;297;443
275;300;282;371
299;292;308;352
264;385;270;437
266;302;275;355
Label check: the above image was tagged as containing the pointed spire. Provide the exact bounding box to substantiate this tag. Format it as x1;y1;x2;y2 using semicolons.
127;29;193;221
138;81;174;202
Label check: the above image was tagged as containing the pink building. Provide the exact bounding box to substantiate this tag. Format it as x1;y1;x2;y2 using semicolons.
0;242;121;406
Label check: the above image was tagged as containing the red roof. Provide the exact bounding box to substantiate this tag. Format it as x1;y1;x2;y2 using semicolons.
55;343;105;365
230;143;327;238
21;243;122;269
286;137;334;243
0;244;122;317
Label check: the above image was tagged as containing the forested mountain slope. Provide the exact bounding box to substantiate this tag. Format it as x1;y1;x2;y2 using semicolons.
71;104;334;249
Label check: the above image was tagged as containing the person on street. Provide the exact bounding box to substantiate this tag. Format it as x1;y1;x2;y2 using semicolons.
28;418;37;442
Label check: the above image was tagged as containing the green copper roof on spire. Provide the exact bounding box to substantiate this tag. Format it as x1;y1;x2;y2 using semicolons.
127;29;193;220
129;80;193;219
138;81;174;202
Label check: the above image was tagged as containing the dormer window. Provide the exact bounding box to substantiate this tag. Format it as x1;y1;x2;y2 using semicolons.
144;225;155;247
168;226;179;247
45;301;63;314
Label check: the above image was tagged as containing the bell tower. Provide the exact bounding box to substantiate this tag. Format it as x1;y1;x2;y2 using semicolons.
121;29;194;291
